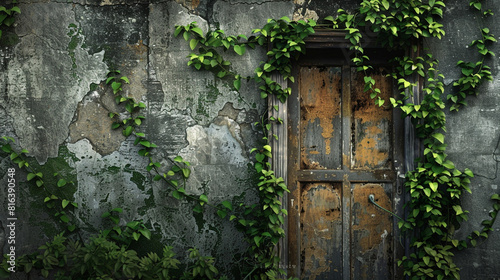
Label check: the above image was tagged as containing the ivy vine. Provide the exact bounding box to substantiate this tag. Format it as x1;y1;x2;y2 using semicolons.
0;0;20;44
175;0;499;279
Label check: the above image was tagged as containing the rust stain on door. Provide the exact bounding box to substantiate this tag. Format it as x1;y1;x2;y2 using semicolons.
300;183;342;279
351;183;393;279
288;62;397;279
299;66;342;170
351;68;393;170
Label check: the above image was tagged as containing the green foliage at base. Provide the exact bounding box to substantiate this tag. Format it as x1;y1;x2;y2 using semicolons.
1;231;221;280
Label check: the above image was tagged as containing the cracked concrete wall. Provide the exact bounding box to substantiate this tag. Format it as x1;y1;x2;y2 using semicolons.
0;1;295;278
0;0;499;278
433;0;500;278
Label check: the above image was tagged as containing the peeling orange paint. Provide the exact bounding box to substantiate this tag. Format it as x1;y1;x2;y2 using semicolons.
352;68;393;170
300;183;342;279
351;184;393;278
354;125;388;168
351;184;392;251
299;67;342;169
289;64;396;279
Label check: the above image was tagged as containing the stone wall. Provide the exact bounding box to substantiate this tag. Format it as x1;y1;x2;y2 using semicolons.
435;0;500;278
0;0;499;279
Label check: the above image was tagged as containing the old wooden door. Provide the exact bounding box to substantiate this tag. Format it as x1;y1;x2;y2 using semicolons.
285;46;404;279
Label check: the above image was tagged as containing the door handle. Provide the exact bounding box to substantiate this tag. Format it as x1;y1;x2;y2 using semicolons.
368;194;403;221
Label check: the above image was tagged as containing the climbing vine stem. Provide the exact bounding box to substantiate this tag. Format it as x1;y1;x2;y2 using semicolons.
176;1;497;279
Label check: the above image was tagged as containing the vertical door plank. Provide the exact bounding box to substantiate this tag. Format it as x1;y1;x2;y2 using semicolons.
300;183;343;279
299;67;343;170
351;68;393;170
351;183;393;279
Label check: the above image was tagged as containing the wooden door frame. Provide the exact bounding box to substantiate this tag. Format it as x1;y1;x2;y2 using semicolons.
268;29;417;279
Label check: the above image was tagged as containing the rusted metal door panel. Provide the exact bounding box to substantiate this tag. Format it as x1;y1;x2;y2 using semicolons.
351;183;393;279
351;69;393;170
299;67;343;170
287;61;401;280
300;182;343;279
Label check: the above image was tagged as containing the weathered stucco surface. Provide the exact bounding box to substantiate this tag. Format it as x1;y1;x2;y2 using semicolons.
0;0;499;278
426;1;500;278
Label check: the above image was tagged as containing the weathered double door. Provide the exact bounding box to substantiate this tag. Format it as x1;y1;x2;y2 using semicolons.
286;54;403;279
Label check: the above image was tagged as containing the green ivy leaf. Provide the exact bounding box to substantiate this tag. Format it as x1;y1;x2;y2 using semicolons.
217;210;227;219
62;199;70;209
432;133;445;144
123;125;133;137
172;190;183;200
234;78;241;91
254;236;262;247
381;0;390;10
453;205;464;215
153;174;162;181
199;194;209;204
174;26;183;37
234;44;246;55
27;173;36;181
255;162;263;173
139;229;152;240
222;200;233;211
464;168;474;177
174;156;183;162
255;153;265;163
429;182;438;192
390;26;398;36
423;188;431;197
182;168;191;178
57;179;67;187
217;71;227;78
190;38;199;50
133;232;140;241
193;205;203;213
191;27;204;37
60;215;69;223
111;81;122;92
120;76;130;84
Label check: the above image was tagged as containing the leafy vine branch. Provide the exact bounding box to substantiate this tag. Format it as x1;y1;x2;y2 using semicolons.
175;0;499;279
0;1;20;43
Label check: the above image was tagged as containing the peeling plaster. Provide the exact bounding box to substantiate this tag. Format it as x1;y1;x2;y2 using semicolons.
69;86;126;155
179;116;249;167
293;8;319;21
6;3;107;163
175;0;202;10
67;139;149;227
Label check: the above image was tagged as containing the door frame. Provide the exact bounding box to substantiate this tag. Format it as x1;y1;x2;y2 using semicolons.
268;29;417;279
